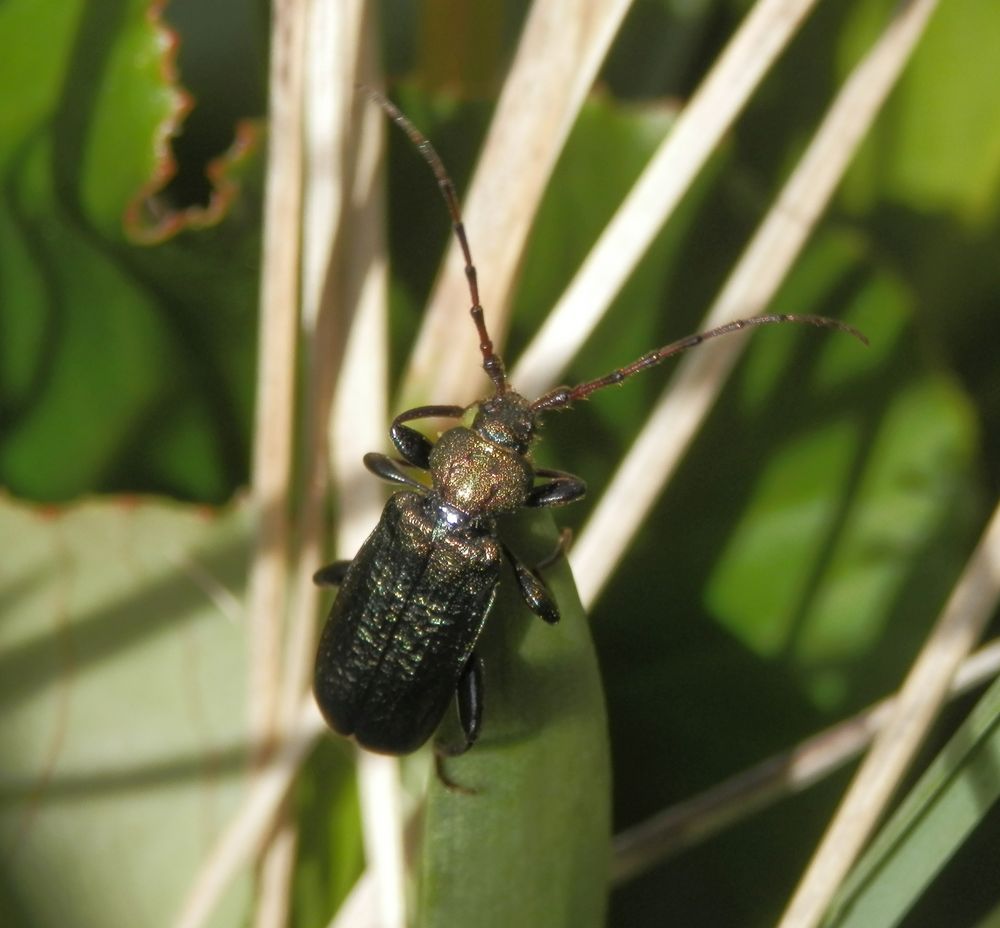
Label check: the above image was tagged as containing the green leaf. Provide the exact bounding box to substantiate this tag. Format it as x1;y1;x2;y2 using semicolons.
0;495;252;926
291;742;363;928
705;233;980;707
418;511;611;928
838;0;1000;224
824;675;1000;927
0;0;262;503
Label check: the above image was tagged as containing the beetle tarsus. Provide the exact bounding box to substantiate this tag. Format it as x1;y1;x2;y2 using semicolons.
536;527;574;569
433;749;478;795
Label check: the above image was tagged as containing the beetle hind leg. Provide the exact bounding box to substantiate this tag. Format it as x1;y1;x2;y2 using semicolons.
432;655;483;794
455;654;483;750
435;654;483;758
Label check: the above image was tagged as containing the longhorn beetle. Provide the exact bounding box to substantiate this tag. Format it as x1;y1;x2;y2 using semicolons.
313;90;867;757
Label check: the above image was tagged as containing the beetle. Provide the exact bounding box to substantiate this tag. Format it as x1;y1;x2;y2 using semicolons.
313;91;867;757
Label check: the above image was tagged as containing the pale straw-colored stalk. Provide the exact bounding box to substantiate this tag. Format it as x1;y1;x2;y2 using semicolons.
183;0;392;925
254;3;389;927
174;698;328;928
329;871;378;928
185;0;307;910
401;0;633;406
246;0;306;763
612;636;1000;883
571;0;942;609
779;496;1000;927
513;0;823;398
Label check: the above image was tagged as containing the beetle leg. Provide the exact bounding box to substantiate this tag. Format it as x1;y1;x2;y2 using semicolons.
455;653;484;751
390;404;466;469
535;527;573;569
526;468;586;508
362;452;426;490
434;653;484;757
434;752;476;795
432;656;483;793
504;546;560;624
312;560;351;587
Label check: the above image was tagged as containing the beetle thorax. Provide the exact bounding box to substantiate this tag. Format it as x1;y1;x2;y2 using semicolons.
429;427;532;516
428;391;536;516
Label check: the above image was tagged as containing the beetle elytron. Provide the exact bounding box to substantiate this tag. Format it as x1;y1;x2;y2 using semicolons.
313;91;867;757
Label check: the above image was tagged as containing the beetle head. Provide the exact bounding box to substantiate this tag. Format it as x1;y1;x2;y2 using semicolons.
470;390;538;455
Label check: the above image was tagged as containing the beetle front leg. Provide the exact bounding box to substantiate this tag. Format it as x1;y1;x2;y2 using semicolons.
390;404;466;469
362;452;427;490
526;468;587;509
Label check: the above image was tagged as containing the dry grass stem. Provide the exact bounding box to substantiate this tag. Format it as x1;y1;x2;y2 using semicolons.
329;871;377;928
280;0;385;736
246;0;307;761
173;699;328;928
612;635;1000;883
779;496;999;927
323;36;403;928
402;0;633;406
513;0;822;398
356;753;407;928
255;4;379;926
572;0;941;608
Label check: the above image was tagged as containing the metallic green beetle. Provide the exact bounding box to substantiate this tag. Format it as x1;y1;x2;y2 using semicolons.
312;92;866;756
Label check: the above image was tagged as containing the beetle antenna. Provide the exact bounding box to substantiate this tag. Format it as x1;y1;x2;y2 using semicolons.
364;88;507;392
531;314;868;413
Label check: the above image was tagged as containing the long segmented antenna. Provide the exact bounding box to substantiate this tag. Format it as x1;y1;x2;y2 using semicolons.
531;313;869;413
364;88;507;392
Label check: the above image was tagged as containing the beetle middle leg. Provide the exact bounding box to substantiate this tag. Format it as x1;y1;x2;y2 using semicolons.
313;561;351;587
503;546;561;625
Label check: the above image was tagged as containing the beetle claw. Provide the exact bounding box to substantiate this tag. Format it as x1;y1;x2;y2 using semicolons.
433;747;477;795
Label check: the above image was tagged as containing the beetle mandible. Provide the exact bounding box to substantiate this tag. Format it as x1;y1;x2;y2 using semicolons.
313;91;867;757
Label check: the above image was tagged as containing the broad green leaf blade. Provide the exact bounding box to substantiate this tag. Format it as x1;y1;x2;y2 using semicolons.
704;232;980;708
824;673;1000;928
838;0;1000;223
0;0;261;502
418;512;611;928
0;495;251;927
